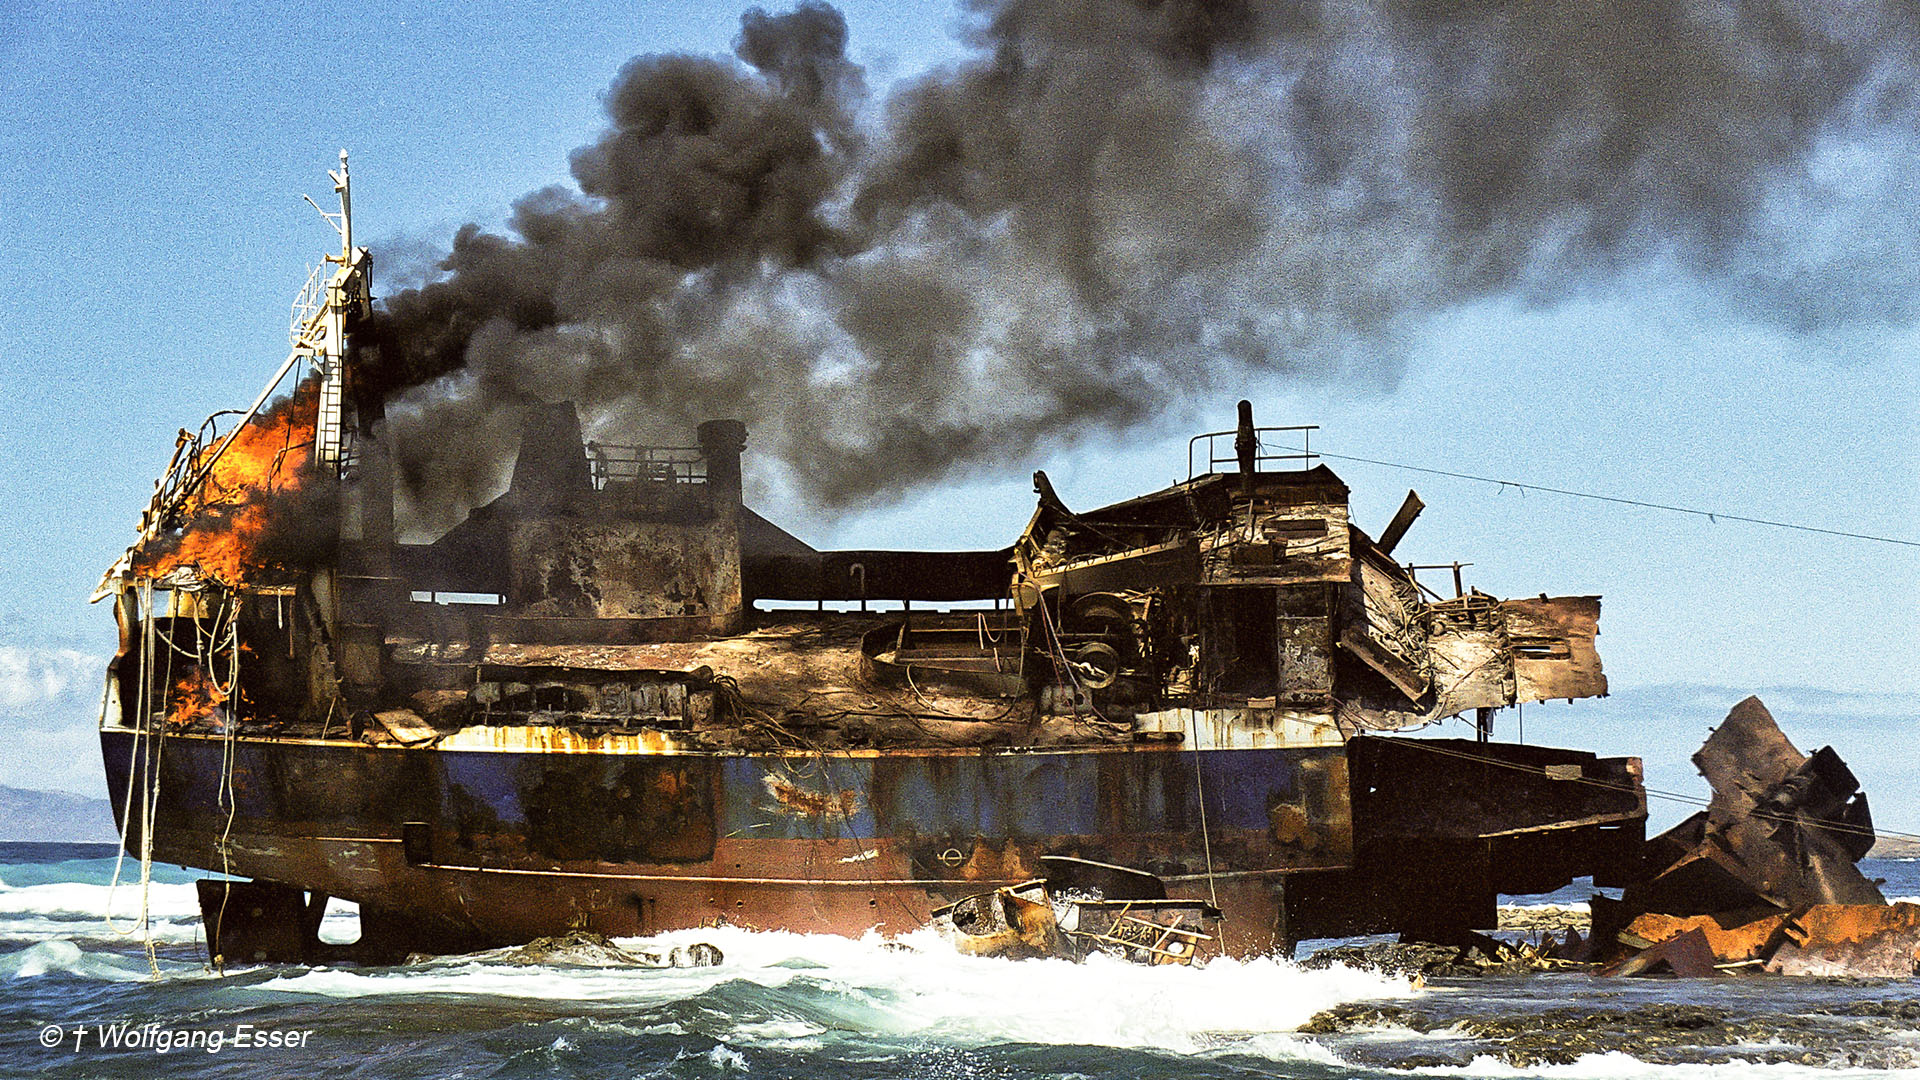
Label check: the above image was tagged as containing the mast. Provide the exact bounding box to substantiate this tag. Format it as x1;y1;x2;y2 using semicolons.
301;148;371;475
91;153;374;601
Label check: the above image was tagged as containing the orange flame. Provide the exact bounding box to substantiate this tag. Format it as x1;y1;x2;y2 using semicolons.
169;666;229;728
135;378;320;587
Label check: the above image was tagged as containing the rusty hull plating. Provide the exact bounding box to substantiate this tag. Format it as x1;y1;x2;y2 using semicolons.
96;181;1646;964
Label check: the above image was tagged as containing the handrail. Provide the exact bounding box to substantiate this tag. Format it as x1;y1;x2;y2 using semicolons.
1186;424;1318;481
583;441;708;491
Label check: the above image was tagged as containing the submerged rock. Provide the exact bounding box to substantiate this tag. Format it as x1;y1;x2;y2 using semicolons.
1300;942;1478;979
1498;903;1591;936
508;931;646;966
504;931;723;968
1296;1002;1431;1035
1301;936;1580;979
1299;998;1920;1070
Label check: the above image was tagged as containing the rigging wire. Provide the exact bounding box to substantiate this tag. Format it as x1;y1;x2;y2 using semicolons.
1281;445;1920;549
1185;710;1222;916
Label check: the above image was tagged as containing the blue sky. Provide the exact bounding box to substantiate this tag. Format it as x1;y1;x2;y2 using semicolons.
0;2;1914;822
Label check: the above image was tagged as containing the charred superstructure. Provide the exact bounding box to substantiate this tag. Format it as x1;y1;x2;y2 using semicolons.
97;161;1644;964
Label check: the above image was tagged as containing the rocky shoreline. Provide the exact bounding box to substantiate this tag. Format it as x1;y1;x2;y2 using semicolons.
1299;998;1920;1070
1499;902;1592;936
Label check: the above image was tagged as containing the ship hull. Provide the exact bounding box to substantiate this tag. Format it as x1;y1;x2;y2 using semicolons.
102;729;1355;958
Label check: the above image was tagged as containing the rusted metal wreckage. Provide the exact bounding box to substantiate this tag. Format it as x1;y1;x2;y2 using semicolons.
95;159;1651;966
932;856;1221;965
1576;697;1915;978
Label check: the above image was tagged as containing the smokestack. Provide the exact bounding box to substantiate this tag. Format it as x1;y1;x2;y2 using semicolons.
508;404;593;514
697;419;748;513
697;419;749;634
1234;399;1257;496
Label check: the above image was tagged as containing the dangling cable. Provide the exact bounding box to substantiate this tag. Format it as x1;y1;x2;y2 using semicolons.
136;584;174;978
105;586;152;940
212;590;242;975
1185;709;1221;915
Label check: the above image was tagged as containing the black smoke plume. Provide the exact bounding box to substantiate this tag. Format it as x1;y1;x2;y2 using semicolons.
363;0;1918;534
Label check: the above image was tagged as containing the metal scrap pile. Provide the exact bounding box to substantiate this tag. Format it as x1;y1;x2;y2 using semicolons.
1574;697;1916;977
931;857;1220;966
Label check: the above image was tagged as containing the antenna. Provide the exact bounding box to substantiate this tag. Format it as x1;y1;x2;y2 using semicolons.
301;149;353;258
331;148;352;256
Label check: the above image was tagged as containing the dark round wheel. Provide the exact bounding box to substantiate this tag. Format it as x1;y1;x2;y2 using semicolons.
1066;593;1137;662
1069;641;1121;689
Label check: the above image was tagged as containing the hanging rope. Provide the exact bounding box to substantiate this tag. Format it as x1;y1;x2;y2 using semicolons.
1186;709;1222;915
104;589;153;944
103;582;166;978
211;588;243;976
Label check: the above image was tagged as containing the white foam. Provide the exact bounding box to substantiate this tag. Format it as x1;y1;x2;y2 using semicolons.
255;926;1413;1058
0;915;203;945
0;877;201;921
636;1047;735;1079
0;874;371;950
0;876;209;951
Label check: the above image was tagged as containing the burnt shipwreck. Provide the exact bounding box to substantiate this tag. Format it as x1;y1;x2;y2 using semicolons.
96;159;1645;964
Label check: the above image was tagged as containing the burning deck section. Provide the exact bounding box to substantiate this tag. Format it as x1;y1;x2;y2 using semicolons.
128;379;327;589
94;397;1643;960
94;161;1645;961
96;392;1645;959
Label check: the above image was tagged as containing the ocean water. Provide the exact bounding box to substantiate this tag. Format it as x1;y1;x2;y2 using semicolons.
2;843;1917;1080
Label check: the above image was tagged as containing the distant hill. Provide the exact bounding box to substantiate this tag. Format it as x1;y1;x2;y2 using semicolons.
1872;836;1920;859
0;785;118;842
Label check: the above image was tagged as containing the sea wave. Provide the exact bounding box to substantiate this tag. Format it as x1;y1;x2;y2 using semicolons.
0;939;195;982
0;874;364;946
256;926;1415;1057
1500;901;1591;914
0;915;204;945
0;877;200;920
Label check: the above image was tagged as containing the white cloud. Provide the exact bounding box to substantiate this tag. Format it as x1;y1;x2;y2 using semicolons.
0;646;104;709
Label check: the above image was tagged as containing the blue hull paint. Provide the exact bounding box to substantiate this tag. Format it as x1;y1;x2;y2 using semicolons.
101;729;1350;954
